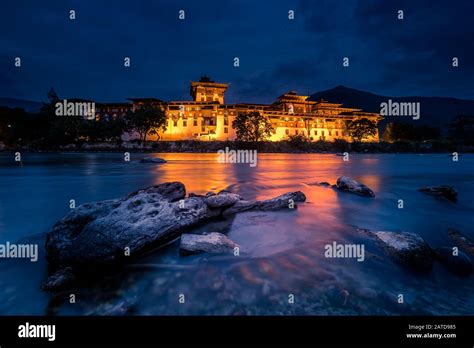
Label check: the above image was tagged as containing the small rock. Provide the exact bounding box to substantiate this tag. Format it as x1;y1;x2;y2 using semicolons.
448;229;474;256
434;247;473;277
41;267;76;291
139;157;167;164
418;185;457;202
180;232;239;255
222;191;306;215
336;176;375;197
364;229;433;272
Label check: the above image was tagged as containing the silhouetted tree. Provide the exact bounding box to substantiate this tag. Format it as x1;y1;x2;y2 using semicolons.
383;122;441;142
345;118;377;142
78;117;126;143
447;115;474;145
232;111;273;142
125;102;167;144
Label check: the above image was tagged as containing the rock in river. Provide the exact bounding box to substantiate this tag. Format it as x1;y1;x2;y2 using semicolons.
433;247;473;277
44;182;306;287
222;191;306;215
336;176;375;197
359;229;433;272
418;185;457;202
180;232;239;255
41;267;76;291
447;229;474;256
139;157;167;164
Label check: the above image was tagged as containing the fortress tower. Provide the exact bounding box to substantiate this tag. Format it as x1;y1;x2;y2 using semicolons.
190;76;229;104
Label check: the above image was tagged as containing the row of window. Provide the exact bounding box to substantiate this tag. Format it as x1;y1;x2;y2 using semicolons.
172;116;228;127
284;129;344;136
171;119;229;134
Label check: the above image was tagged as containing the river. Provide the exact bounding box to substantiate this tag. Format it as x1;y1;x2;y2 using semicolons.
0;153;473;315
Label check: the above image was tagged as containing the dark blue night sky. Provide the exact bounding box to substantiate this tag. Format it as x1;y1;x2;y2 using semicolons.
1;0;473;103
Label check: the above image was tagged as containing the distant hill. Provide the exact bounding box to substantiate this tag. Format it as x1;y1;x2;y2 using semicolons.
309;86;474;130
0;97;43;113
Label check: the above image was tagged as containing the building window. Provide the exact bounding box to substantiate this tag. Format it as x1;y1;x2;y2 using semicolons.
328;130;332;136
314;130;318;136
173;120;178;127
193;118;198;126
224;116;228;126
183;120;187;127
335;131;338;136
201;126;205;132
321;130;325;135
224;127;228;133
285;129;289;135
295;130;299;135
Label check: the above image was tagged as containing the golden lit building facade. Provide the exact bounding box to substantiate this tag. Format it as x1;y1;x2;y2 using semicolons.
97;77;382;142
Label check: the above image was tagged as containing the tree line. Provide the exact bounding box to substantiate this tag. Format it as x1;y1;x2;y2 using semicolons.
0;88;167;149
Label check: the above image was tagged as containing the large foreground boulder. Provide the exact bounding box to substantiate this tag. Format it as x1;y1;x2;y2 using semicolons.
45;182;306;273
418;185;457;202
180;232;239;255
336;176;375;197
358;229;433;272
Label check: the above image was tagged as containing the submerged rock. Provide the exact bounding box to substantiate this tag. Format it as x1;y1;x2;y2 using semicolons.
448;229;474;256
139;157;167;164
433;247;473;277
336;176;375;197
359;229;433;272
318;181;331;187
180;232;239;255
418;185;457;202
41;267;76;291
222;191;306;215
44;182;306;285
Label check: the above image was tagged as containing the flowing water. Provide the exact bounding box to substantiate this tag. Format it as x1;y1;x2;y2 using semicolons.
0;153;473;315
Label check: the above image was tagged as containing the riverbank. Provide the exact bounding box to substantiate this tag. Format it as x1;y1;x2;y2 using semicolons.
1;139;473;153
